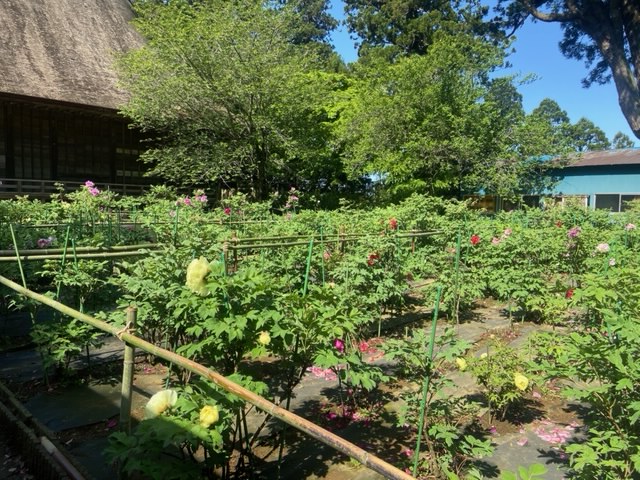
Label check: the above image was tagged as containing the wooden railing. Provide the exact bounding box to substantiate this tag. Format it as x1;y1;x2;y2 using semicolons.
0;178;148;199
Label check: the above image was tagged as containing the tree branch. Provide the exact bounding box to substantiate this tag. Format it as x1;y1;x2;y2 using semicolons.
523;0;580;22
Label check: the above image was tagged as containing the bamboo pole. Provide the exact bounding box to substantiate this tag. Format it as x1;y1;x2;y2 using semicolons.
119;307;137;434
0;274;414;480
0;244;159;256
0;250;156;262
227;232;439;251
230;230;438;244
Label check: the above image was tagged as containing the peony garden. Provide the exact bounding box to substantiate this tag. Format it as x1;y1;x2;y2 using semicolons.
1;182;639;480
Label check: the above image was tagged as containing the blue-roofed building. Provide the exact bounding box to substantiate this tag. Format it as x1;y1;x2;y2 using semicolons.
466;148;640;212
549;148;640;212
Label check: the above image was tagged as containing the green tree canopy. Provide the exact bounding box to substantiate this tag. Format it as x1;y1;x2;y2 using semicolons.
344;0;503;58
612;131;636;149
118;0;339;198
569;118;611;152
334;32;551;199
494;0;640;139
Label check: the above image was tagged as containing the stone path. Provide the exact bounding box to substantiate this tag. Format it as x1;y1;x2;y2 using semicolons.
0;305;581;479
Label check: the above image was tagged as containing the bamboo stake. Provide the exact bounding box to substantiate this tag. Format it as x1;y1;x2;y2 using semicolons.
0;250;155;262
9;225;27;288
0;275;414;480
54;227;71;301
119;306;137;434
453;231;462;323
0;243;160;256
412;285;442;477
320;227;325;286
301;238;314;296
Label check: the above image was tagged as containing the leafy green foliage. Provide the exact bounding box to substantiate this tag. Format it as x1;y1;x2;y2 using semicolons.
119;0;339;197
466;341;531;421
500;463;548;480
383;328;492;477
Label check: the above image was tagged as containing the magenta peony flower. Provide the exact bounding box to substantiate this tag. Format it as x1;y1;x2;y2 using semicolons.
567;226;581;238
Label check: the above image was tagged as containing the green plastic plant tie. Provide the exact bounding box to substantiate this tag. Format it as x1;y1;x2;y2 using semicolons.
9;224;27;289
453;231;462;322
173;205;179;247
320;226;325;286
302;238;314;296
220;250;227;276
394;220;400;262
71;238;79;270
412;284;442;477
107;213;112;247
55;226;71;301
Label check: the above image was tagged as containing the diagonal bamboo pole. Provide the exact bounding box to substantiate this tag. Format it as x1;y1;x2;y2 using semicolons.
0;274;414;480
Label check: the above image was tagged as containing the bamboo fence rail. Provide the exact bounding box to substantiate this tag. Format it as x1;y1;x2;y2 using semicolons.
0;274;415;480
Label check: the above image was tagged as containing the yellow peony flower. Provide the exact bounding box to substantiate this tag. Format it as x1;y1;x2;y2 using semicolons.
258;331;271;346
144;389;178;419
199;405;219;428
480;352;488;359
514;373;529;391
186;257;211;295
456;358;467;371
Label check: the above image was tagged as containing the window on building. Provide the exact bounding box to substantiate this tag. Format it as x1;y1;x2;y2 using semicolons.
595;194;620;212
621;195;640;211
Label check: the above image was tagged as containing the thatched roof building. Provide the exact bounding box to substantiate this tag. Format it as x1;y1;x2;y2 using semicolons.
0;0;147;198
0;0;142;109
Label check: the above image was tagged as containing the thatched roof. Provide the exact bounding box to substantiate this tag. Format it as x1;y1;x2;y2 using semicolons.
0;0;143;110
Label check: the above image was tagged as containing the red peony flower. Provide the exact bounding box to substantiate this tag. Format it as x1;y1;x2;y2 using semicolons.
565;288;574;299
470;234;480;245
389;218;398;230
555;220;563;228
367;252;379;266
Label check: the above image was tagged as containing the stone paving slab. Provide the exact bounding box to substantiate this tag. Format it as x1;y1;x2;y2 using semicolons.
25;381;122;432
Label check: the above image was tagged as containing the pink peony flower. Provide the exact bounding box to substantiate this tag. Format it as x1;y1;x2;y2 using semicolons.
84;180;95;187
595;243;610;253
333;338;345;353
625;223;636;231
223;207;231;215
567;226;581;238
37;237;54;248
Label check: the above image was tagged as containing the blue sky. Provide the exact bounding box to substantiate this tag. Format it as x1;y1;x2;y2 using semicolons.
328;1;637;145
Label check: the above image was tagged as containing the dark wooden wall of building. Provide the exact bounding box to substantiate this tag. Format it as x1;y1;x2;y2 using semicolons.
0;96;146;185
